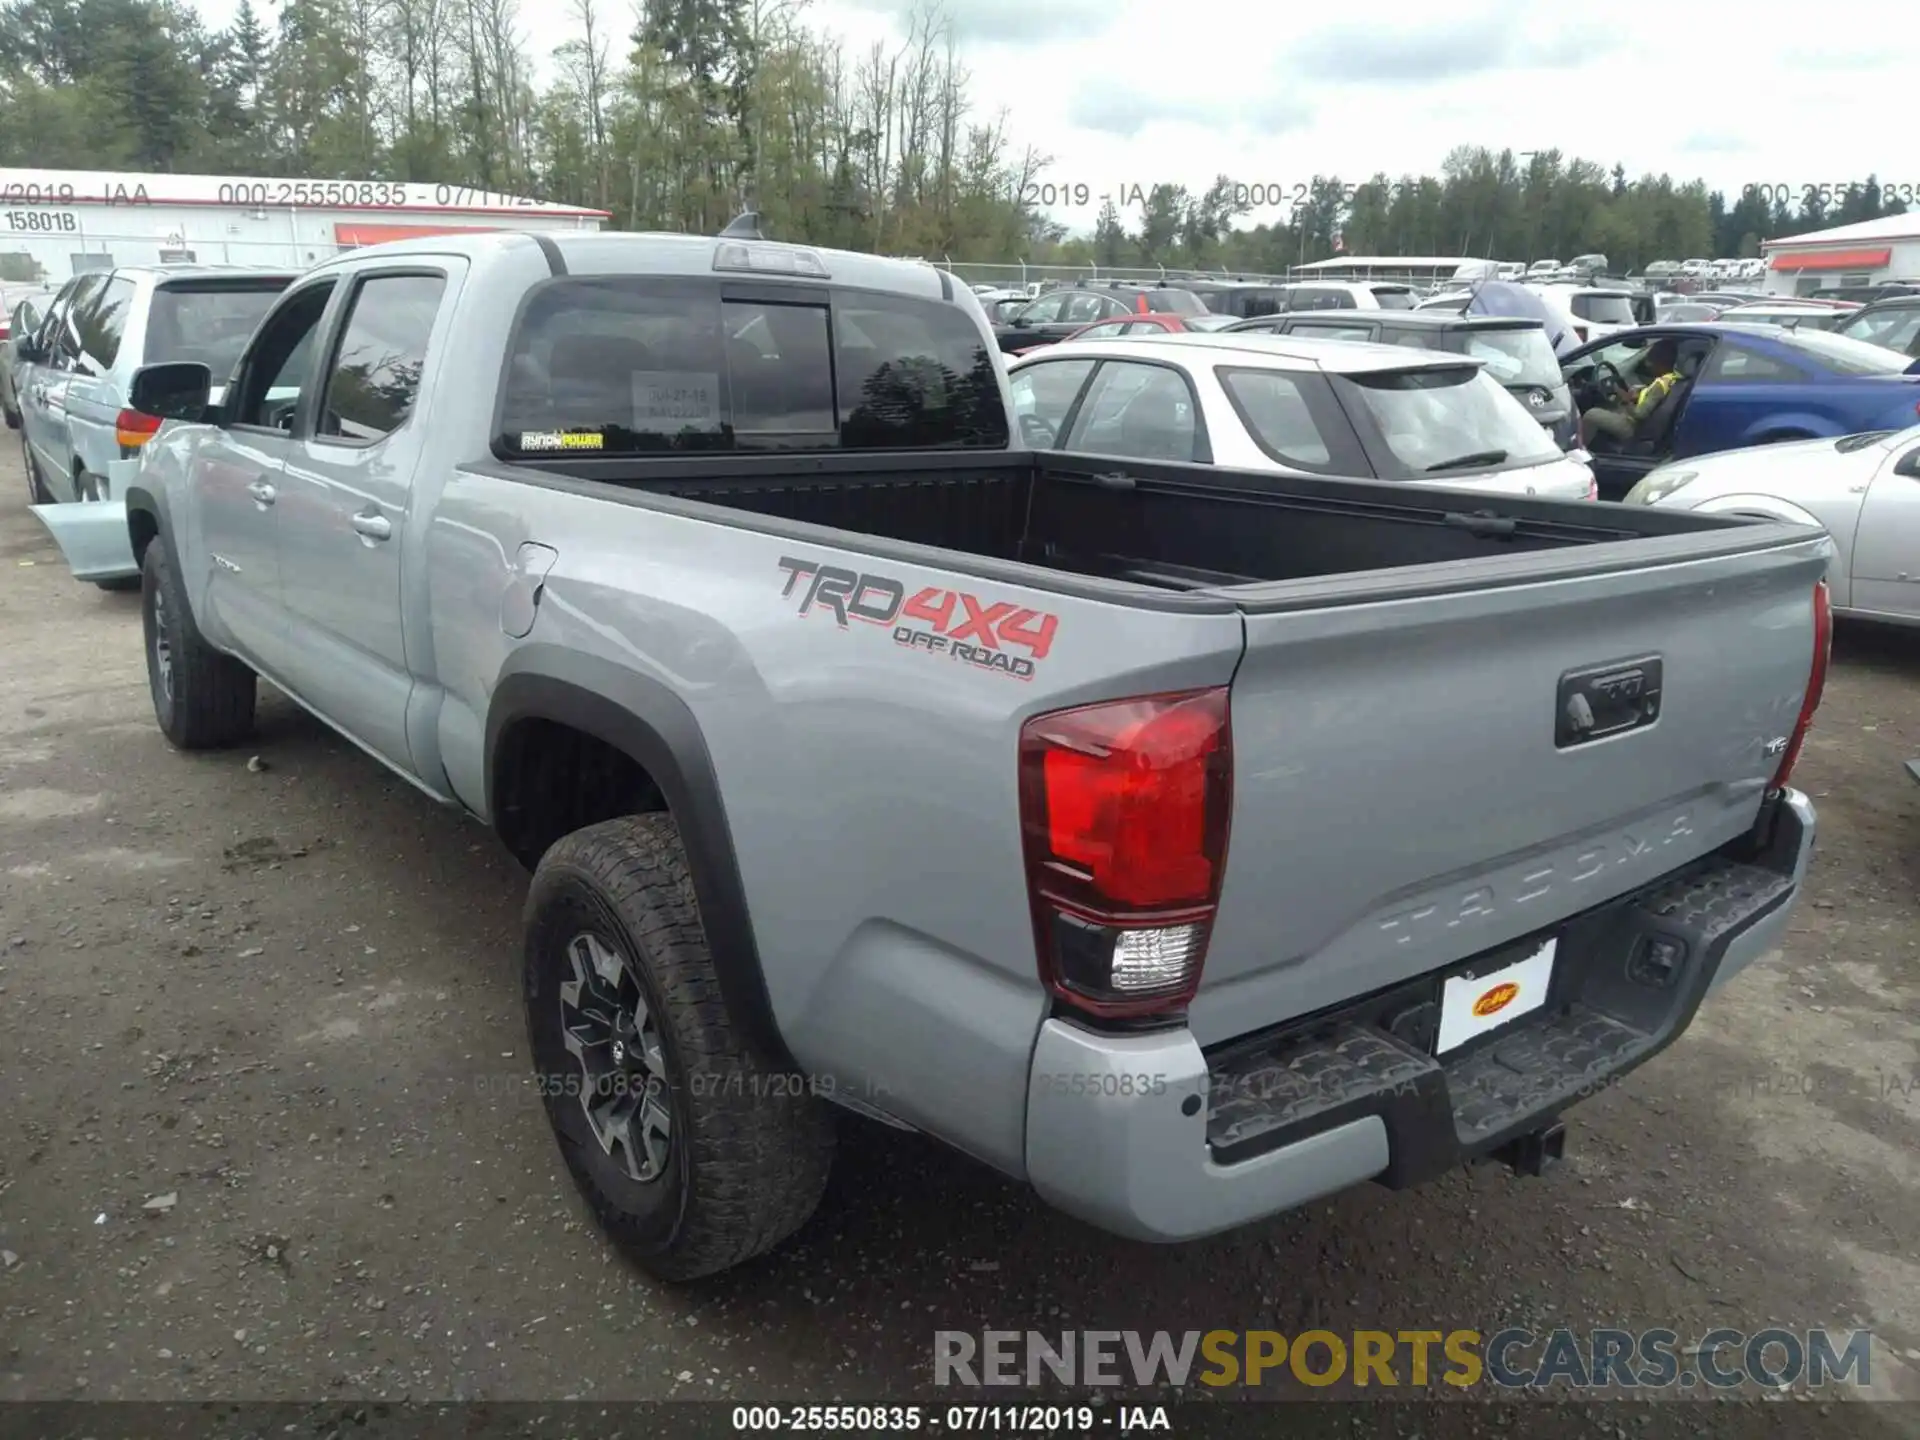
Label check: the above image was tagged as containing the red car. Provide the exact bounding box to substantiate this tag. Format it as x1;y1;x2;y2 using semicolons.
1009;310;1236;356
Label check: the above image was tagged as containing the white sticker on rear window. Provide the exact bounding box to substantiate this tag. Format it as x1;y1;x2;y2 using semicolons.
631;371;722;431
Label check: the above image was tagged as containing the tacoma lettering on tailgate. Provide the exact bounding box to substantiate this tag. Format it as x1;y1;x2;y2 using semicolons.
1376;809;1697;946
776;556;1058;681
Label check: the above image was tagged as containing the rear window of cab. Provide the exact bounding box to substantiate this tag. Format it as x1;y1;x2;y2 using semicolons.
493;278;1009;455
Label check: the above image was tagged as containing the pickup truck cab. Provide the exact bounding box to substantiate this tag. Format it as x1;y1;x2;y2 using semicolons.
103;226;1829;1281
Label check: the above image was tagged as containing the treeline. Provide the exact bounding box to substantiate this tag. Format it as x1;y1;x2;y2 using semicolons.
0;0;1904;272
1074;152;1910;275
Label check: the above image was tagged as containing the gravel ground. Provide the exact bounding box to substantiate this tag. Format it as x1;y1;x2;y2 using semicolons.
1;441;1917;1432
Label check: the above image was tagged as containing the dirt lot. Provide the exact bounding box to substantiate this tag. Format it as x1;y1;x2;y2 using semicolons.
1;440;1917;1429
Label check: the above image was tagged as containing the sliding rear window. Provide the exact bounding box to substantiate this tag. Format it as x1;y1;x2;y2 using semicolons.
147;282;290;376
494;279;1009;455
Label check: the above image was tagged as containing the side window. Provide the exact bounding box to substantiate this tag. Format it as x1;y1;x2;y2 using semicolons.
1292;322;1377;342
1216;367;1338;470
317;273;447;443
51;275;100;365
72;275;135;373
1008;358;1096;446
1060;293;1111;323
1016;294;1068;324
1704;344;1799;382
231;281;337;430
1063;361;1201;463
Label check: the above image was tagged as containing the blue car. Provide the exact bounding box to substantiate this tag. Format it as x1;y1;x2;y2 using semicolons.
1560;321;1920;500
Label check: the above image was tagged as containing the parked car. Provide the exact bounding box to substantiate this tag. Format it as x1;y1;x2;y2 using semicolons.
1220;309;1578;448
1715;302;1859;333
1833;295;1920;358
993;281;1207;353
1624;424;1920;625
1657;301;1723;323
1166;280;1294;319
1559;322;1920;500
33;227;1830;1284
1006;332;1596;497
1807;282;1920;304
1526;259;1560;278
16;265;294;538
1012;310;1236;355
1272;281;1419;311
2;286;56;432
1531;285;1642;342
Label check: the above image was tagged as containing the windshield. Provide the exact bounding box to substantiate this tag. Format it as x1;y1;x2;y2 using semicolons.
147;284;288;374
1570;293;1637;325
1774;327;1916;375
1334;366;1564;479
1457;326;1561;387
1838;307;1920;355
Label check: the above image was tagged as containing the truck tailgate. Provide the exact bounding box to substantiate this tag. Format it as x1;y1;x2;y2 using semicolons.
1190;530;1830;1047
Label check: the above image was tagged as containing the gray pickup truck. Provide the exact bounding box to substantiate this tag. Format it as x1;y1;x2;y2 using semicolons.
85;226;1828;1281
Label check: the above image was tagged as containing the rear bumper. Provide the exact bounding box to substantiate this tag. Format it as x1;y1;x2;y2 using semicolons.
1023;789;1815;1243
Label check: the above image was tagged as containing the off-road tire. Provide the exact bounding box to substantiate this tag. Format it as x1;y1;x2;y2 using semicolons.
524;814;835;1281
141;540;256;749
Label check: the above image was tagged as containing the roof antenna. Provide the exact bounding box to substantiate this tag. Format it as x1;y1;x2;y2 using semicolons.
720;212;765;240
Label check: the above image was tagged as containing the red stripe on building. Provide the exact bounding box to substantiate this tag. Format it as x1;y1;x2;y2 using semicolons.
335;221;511;245
1768;248;1892;272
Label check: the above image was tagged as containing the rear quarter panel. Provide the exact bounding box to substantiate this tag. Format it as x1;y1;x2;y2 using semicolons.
425;476;1247;1177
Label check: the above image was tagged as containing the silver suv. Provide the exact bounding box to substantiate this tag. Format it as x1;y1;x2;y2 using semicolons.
18;266;293;524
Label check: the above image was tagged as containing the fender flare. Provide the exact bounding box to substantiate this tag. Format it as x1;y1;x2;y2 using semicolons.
485;649;792;1066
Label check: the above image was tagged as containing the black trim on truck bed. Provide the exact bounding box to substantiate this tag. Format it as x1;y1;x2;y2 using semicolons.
471;450;1827;617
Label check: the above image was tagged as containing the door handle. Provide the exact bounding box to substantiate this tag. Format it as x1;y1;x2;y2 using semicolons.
247;480;276;506
351;511;392;541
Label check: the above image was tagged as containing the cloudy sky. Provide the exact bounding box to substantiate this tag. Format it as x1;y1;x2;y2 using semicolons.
189;0;1913;231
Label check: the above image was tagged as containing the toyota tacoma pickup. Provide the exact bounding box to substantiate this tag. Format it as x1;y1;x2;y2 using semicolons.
84;226;1828;1281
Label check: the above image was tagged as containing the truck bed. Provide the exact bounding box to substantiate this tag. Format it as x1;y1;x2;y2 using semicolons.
486;448;1787;604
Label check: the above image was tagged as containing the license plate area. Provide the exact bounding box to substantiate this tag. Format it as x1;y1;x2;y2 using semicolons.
1436;936;1558;1054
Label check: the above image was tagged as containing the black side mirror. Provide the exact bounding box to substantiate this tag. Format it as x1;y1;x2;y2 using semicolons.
16;337;44;363
1895;448;1920;479
129;361;214;423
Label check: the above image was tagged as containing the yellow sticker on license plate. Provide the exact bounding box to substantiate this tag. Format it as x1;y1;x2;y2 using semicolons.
1436;938;1556;1053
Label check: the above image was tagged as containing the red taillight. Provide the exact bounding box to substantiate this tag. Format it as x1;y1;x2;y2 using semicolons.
1771;580;1831;792
1018;687;1232;1018
116;408;163;448
1135;294;1149;313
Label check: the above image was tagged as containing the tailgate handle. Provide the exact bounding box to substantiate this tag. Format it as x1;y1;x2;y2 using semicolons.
1556;655;1663;748
1090;471;1137;491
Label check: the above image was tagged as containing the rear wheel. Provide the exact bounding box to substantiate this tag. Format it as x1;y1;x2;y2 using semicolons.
524;814;834;1281
3;402;18;430
141;541;257;749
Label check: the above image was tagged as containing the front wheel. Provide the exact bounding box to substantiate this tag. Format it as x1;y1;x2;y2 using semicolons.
141;541;257;749
524;814;835;1281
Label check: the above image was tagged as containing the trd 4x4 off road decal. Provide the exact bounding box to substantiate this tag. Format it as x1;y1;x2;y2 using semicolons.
776;556;1058;681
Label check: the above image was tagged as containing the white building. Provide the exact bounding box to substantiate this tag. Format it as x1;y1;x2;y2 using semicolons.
0;167;608;281
1760;212;1920;295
